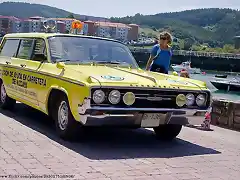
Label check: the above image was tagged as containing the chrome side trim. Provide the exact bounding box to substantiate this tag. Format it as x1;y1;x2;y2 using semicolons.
0;64;85;86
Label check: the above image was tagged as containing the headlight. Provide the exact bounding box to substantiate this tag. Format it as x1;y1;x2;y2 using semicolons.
92;90;105;104
186;93;195;106
108;90;121;104
196;94;206;107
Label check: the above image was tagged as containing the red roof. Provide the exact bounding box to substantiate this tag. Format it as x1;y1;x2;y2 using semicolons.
0;15;19;20
29;16;44;19
57;21;65;24
84;20;94;23
129;23;139;26
52;18;76;21
95;22;131;28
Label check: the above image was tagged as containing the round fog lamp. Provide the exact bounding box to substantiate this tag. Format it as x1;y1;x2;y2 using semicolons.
186;93;195;106
108;90;121;104
196;94;206;107
176;94;186;107
93;90;105;104
123;92;135;106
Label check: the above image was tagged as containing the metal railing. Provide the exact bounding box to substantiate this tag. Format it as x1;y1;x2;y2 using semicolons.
129;47;240;59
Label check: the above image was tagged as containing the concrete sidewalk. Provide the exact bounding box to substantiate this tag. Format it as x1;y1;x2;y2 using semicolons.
0;103;240;180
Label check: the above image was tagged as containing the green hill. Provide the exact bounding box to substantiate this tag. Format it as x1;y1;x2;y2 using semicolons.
0;2;239;49
0;2;107;21
110;9;240;48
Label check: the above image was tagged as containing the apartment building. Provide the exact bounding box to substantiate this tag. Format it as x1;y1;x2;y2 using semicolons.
0;15;139;41
82;23;88;35
52;18;76;32
0;15;21;34
128;24;139;41
84;20;97;36
94;22;130;41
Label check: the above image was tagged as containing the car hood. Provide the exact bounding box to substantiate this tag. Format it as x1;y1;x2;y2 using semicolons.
65;64;207;90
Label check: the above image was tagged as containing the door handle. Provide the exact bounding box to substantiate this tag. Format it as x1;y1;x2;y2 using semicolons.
5;61;11;65
20;64;26;68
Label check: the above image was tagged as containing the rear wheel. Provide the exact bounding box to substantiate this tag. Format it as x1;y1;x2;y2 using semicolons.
53;95;80;140
153;124;182;141
0;81;16;110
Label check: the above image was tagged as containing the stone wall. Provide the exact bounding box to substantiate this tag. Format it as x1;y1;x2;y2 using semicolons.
211;99;240;130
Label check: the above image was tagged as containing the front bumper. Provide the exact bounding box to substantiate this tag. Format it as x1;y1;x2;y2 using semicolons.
77;98;208;127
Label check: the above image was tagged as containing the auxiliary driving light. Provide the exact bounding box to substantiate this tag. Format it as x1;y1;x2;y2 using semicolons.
176;94;186;107
123;92;135;106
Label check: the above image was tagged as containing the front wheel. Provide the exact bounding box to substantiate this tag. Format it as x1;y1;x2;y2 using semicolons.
53;95;80;140
0;82;16;110
153;124;182;141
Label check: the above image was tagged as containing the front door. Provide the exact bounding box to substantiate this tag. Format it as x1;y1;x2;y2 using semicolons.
10;38;47;108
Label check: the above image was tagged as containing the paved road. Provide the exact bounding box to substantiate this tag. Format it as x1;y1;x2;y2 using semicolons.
0;103;240;180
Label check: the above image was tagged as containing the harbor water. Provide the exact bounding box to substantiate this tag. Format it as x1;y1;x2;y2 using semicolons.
139;64;239;101
189;72;240;101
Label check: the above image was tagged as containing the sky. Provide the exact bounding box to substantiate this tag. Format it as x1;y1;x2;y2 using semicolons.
1;0;240;17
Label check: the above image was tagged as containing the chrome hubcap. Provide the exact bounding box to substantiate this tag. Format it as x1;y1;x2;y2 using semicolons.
1;83;6;103
58;101;69;131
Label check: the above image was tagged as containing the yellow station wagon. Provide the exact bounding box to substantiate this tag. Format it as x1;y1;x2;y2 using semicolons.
0;32;212;141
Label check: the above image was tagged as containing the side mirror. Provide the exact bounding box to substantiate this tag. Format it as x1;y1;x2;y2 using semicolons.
56;62;65;69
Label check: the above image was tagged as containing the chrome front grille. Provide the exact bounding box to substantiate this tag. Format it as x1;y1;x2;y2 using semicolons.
90;87;210;109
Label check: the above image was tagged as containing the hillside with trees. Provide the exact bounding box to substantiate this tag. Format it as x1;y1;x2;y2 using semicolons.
0;2;239;51
0;2;107;21
110;8;240;50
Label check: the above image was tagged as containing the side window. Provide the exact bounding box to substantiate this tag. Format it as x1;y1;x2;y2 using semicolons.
32;39;47;61
0;39;20;57
17;39;34;60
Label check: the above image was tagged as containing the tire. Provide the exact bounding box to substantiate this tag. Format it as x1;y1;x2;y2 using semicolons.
0;81;16;110
153;124;182;141
53;95;80;140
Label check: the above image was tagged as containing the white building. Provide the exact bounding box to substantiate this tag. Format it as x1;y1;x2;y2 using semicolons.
95;22;130;41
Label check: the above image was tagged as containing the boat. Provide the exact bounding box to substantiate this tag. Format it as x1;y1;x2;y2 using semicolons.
210;77;240;91
171;61;201;74
215;74;227;78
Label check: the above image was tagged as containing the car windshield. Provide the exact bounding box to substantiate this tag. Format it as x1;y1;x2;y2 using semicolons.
48;36;138;68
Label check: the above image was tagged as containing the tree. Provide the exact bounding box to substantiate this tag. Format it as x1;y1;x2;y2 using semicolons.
67;13;74;19
110;8;240;48
183;38;194;50
222;44;236;53
147;33;155;38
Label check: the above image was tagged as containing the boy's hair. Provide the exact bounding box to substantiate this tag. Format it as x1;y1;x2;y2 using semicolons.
159;31;172;44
